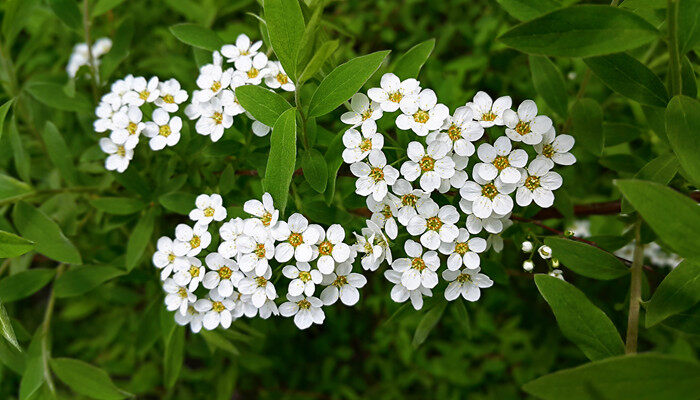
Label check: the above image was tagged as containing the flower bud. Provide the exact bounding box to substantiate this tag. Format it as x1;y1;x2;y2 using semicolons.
522;260;534;272
521;241;533;252
538;245;552;259
549;269;564;280
552;258;560;267
564;230;575;238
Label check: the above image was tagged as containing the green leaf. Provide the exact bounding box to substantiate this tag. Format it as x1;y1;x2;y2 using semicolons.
603;122;643;146
50;358;130;400
89;197;146;215
100;17;134;82
545;237;629;280
297;39;338;84
48;0;82;30
159;192;197;215
92;0;126;17
616;179;700;260
163;326;185;388
301;149;328;193
0;269;55;303
25;82;91;113
584;53;668;107
264;108;297;213
454;299;472;339
645;260;700;327
263;0;305;79
522;354;700;400
234;85;292;127
12;202;81;264
571;98;603;155
169;23;223;52
324;131;344;204
0;230;35;258
529;55;568;117
496;0;562;21
201;330;240;356
0;174;32;201
499;5;658;57
677;0;700;54
621;153;680;214
125;209;155;271
2;0;40;46
666;95;700;186
54;265;125;298
8;117;30;183
0;300;20;351
294;5;323;75
0;99;14;141
41;122;78;186
412;302;446;349
663;303;700;334
392;38;435;79
535;274;624;360
19;356;44;400
681;56;697;97
308;50;390;118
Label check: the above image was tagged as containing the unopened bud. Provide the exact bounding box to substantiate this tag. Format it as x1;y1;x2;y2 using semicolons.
521;241;533;252
523;260;534;272
552;258;560;268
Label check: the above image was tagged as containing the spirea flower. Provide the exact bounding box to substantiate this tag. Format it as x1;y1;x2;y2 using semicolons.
503;99;552;145
439;228;487;270
194;97;233;142
202;252;242;297
163;278;196;316
434;106;484;157
173;256;206;292
391;179;430;226
110;106;144;149
460;176;516;219
342;124;384;163
243;192;279;229
315;224;352;274
466;91;512;127
195;290;236;330
320;262;367;306
367;194;400;240
367;73;420;112
400;141;455;193
264;60;295;91
189;194;227;226
390;240;440;291
154;78;188;113
237;224;276;276
99;137;133;173
515;159;563;208
271;213;320;263
125;76;159;106
442;267;493;301
406;202;460;250
195;64;232;102
351;150;399;201
341;93;383;131
283;262;323;296
143;108;182;151
534;127;576;168
279;295;325;329
238;268;277;308
474;136;528;184
221;34;262;64
173;223;211;257
384;269;432;310
396;88;449;136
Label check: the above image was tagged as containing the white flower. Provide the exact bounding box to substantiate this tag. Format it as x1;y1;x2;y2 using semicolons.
94;102;123;132
173;257;206;292
534;127;576;168
466;91;512;127
109;106;143;148
202;252;242;297
243;192;279;229
232;53;269;85
367;194;400;240
396;88;449;136
237;222;276;276
391;179;429;226
315;224;352;274
271;213;320;263
341;93;383;131
283;262;323;296
221;34;262;64
143;108;182;151
264;60;295;91
406;201;460;250
523;260;534;272
173;223;211;257
279;295;325;330
92;37;112;57
515;159;563;208
401;141;455;193
124;76;159;106
251;120;271;137
154;78;188;113
152;236;186;280
460;199;509;234
342;124;384;164
189;194;227;226
195;97;233;142
439;228;487;270
320;262;367;306
238;268;277;308
383;269;432;310
538;245;553;259
354;220;391;271
474;136;528;184
163;278;196;316
195;64;232;102
460;176;516;219
218;217;246;258
433;106;484;156
522;241;534;252
549;269;564;280
174;305;203;333
195;290;236;330
442;267;493;301
437;153;469;193
350;150;399;201
257;298;280;319
390;240;440;290
367;73;420;112
503;99;552;145
99;137;133;173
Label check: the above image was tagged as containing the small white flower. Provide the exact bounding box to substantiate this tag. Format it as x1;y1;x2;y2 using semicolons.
279;294;325;330
466;91;512;127
202;252;242;297
522;241;534;252
232;53;269;85
315;224;352;274
433;106;484;157
474;136;528;184
218;217;246;258
283;262;323;296
534;127;576;168
407;201;459;250
264;60;295;91
523;260;534;272
163;278;196;316
437;153;469;193
342;124;384;164
367;194;400;240
94;102;123;132
243;192;279;229
99;137;134;173
401;141;455;193
271;213;320;263
367;73;420;112
195;290;236;330
155;78;188;113
189;194;227;226
341;93;383;131
174;305;203;333
221;34;263;64
110;106;144;149
320;262;367;306
92;37;112;57
152;236;186;280
195;97;233;142
173;257;206;292
460;199;509;234
442;267;493;301
549;269;564;280
143;108;182;151
354;220;391;271
237;221;276;276
538;245;553;259
460;176;516;219
124;76;159;106
503;99;552;145
396;88;449;136
515;159;563;208
383;269;432;310
350;150;399;201
391;179;430;226
238;268;277;308
173;223;211;257
391;240;440;290
439;228;487;270
195;64;233;102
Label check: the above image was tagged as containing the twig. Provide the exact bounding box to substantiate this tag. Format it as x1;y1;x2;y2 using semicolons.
625;219;644;353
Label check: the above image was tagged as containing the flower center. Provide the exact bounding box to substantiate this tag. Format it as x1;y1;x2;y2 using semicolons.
447;124;462;141
332;275;348;287
359;138;373;152
363;241;374;254
116;145;126;157
275;73;288;85
388;91;403;103
247;68;259;79
167;253;176;263
493;155;509;171
288;233;304;247
212;301;225;312
426;216;443;232
401;194;417;207
411;257;426;271
297;299;311;309
481;111;496;122
481;183;498;200
454;242;469;255
260;212;272;226
369;167;384;182
381;205;393;220
255;276;267;287
211;81;221;92
189;235;201;249
178;287;188;298
212;112;223;125
218;266;232;280
413;109;430;123
319;240;334;256
240;49;250;56
361;108;373;121
127;122;138;135
139;90;150;100
419;156;435;172
204;207;215;217
525;176;541;191
254;243;266;258
515;120;531;136
298;271;312;282
163;94;175;104
457;273;473;283
159;124;171;137
189;265;200;277
542;144;555;158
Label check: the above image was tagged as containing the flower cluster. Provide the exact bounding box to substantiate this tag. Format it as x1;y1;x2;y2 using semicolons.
67;37;112;78
153;193;368;331
93;74;188;172
344;74;576;309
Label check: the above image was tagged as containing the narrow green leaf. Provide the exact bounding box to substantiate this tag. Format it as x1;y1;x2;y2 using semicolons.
125;209;155;271
159;192;197;215
169;23;223;52
645;260;700;327
264;109;297;213
201;330;240;356
0;230;35;258
412;302;447;348
301;149;328;193
91;0;126;17
0;300;20;350
323;132;344;205
499;5;658;57
535;274;624;360
666;95;700;186
48;0;82;30
496;0;562;21
621;153;680;214
664;303;700;334
41;122;78;186
89;197;146;215
681;56;697;97
677;0;700;54
100;17;134;82
295;5;323;75
603;122;643;146
298;40;338;84
8;117;30;183
219;165;236;196
616;179;700;260
0;99;14;141
529;55;568;117
50;358;130;400
234;85;292;127
392;38;435;79
454;299;472;338
0;174;32;201
19;356;44;400
12;202;81;264
523;354;700;400
571;98;603;155
545;237;629;280
308;50;390;117
163;326;185;388
0;269;55;303
54;266;125;298
584;53;668;107
25;82;91;113
263;0;305;79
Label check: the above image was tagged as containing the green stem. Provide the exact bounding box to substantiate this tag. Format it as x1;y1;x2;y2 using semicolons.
667;0;682;96
41;264;66;394
294;88;310;150
0;186;100;207
83;0;100;102
625;218;644;354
